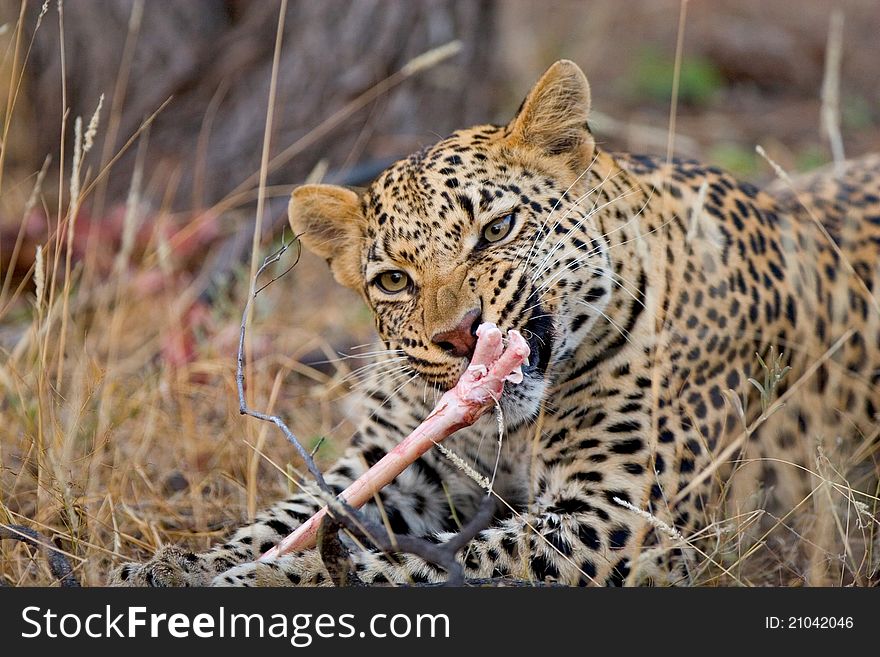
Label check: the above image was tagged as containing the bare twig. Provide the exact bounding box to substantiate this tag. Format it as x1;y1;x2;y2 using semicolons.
0;524;79;587
235;238;329;486
317;515;363;587
820;9;845;174
235;243;505;586
318;496;497;587
665;0;689;167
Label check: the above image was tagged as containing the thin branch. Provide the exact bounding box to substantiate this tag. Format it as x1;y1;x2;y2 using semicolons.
820;9;845;174
0;524;80;587
665;0;689;167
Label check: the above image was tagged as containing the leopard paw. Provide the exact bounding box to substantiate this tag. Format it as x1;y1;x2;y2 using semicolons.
109;546;212;587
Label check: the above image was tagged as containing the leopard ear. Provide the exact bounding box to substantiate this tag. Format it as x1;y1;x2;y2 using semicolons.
288;184;366;290
506;60;594;163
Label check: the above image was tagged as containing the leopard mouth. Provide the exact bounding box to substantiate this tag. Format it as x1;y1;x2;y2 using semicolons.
522;305;554;377
409;306;554;392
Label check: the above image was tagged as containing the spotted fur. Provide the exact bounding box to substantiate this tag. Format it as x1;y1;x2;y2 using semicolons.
112;60;880;587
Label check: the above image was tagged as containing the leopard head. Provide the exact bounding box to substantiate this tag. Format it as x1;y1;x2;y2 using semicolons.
290;60;628;425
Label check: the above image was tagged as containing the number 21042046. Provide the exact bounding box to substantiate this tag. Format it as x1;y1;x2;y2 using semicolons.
765;617;854;630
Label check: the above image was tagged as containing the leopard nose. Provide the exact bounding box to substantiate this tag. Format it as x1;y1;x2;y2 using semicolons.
431;309;482;358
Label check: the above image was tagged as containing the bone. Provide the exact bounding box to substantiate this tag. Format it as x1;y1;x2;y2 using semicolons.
259;322;530;560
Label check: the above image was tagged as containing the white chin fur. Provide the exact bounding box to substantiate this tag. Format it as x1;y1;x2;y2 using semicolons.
499;372;548;427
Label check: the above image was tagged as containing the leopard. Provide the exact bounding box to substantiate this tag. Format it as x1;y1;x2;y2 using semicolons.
112;60;880;587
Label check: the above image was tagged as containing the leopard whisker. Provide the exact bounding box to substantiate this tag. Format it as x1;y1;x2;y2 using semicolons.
520;165;615;269
524;167;619;273
572;299;633;343
531;184;639;282
367;371;422;419
348;364;414;391
521;151;602;268
340;357;411;384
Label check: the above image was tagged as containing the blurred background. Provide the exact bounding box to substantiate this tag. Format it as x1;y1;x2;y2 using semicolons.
1;0;878;585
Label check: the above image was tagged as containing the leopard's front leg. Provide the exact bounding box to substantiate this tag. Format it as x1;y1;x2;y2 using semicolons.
108;458;352;586
218;410;686;587
219;467;657;587
110;414;456;586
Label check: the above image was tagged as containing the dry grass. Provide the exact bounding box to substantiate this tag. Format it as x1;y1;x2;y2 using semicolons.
0;202;379;586
1;211;377;587
0;3;377;587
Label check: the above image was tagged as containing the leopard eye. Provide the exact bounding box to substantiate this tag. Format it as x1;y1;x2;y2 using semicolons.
375;270;411;294
481;213;515;244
